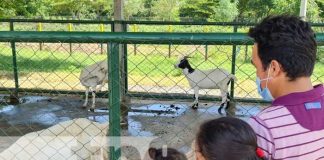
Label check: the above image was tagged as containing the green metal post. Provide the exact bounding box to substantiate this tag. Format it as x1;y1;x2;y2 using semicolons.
68;23;73;54
244;45;248;62
9;22;19;103
168;45;171;58
123;23;128;95
133;24;137;55
168;25;172;58
100;24;104;54
230;25;238;98
205;45;208;61
37;23;43;51
108;42;121;160
204;26;208;61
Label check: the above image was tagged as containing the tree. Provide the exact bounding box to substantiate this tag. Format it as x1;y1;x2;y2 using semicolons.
315;0;324;18
179;0;220;21
49;0;113;19
124;0;145;20
151;0;183;21
0;0;52;18
306;0;322;22
208;0;238;22
0;0;16;18
236;0;321;22
89;0;113;19
51;0;91;18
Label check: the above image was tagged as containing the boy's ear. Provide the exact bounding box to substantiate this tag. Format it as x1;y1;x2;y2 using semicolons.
149;148;157;159
270;60;282;78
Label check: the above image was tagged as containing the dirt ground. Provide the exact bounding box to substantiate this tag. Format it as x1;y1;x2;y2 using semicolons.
0;95;265;159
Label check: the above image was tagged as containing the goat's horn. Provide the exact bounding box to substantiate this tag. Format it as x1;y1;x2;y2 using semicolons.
184;56;192;59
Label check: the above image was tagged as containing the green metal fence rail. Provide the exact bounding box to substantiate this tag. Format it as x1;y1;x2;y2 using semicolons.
0;31;254;44
0;19;115;24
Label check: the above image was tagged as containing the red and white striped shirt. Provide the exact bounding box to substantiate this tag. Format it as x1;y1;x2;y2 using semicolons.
249;84;324;160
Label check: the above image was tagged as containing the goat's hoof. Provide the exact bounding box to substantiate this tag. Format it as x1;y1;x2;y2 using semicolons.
90;108;95;112
191;104;198;110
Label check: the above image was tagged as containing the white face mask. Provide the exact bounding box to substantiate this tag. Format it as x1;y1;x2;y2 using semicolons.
256;65;274;101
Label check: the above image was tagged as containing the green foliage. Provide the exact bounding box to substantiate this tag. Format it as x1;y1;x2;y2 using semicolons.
51;0;112;18
316;0;324;18
317;46;324;62
179;0;220;21
0;0;16;18
88;0;113;18
237;0;322;22
151;0;183;21
124;0;145;19
0;0;323;22
306;0;322;22
0;0;52;18
208;0;238;22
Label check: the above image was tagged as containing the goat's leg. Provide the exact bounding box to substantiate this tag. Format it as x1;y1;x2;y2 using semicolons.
90;90;96;112
218;90;228;115
225;93;231;110
82;87;89;108
191;87;199;109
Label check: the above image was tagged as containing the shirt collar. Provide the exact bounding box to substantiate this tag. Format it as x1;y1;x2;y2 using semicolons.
272;84;324;106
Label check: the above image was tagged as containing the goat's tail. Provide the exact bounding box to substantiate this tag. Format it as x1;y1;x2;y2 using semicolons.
229;74;237;81
226;74;237;86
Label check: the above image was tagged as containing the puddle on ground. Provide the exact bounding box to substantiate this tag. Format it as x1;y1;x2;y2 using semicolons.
20;96;51;104
0;97;263;137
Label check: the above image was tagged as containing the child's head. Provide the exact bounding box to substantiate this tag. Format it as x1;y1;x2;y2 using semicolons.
148;147;187;160
196;117;264;160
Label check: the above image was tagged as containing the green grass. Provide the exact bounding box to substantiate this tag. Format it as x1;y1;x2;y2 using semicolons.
0;43;323;85
0;44;106;73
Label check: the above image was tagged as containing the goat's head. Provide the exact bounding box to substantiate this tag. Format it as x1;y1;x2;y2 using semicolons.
148;147;187;160
174;56;191;69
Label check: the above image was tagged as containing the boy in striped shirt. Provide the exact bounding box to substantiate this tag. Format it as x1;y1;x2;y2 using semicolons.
248;15;324;160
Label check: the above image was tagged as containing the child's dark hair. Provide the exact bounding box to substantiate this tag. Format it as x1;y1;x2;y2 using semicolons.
248;15;317;81
148;147;187;160
196;117;266;160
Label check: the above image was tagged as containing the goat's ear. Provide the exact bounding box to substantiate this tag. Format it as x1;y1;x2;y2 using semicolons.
148;148;156;159
99;67;105;72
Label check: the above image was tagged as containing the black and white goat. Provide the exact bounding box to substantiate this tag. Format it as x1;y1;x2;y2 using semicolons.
79;60;108;112
175;56;236;115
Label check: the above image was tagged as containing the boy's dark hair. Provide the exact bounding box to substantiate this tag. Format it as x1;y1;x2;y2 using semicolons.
248;15;317;81
148;147;187;160
196;117;265;160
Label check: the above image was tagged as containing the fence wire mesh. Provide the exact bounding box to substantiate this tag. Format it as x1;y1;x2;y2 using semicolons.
0;21;323;160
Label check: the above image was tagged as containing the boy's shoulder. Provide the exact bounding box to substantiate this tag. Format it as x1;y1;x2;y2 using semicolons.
254;105;289;121
255;84;324;121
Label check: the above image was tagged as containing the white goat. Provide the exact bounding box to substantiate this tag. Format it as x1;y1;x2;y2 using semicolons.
175;56;236;115
0;118;109;160
80;60;108;112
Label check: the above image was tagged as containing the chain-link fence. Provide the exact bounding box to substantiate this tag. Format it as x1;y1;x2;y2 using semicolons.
0;20;323;160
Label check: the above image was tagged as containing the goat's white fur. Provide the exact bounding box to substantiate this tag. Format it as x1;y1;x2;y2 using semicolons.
176;57;236;111
79;60;108;111
0;118;109;160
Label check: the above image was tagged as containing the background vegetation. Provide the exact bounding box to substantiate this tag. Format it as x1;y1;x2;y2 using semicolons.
0;0;322;22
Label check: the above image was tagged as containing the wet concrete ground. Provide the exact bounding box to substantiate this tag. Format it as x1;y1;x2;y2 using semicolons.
0;95;265;158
